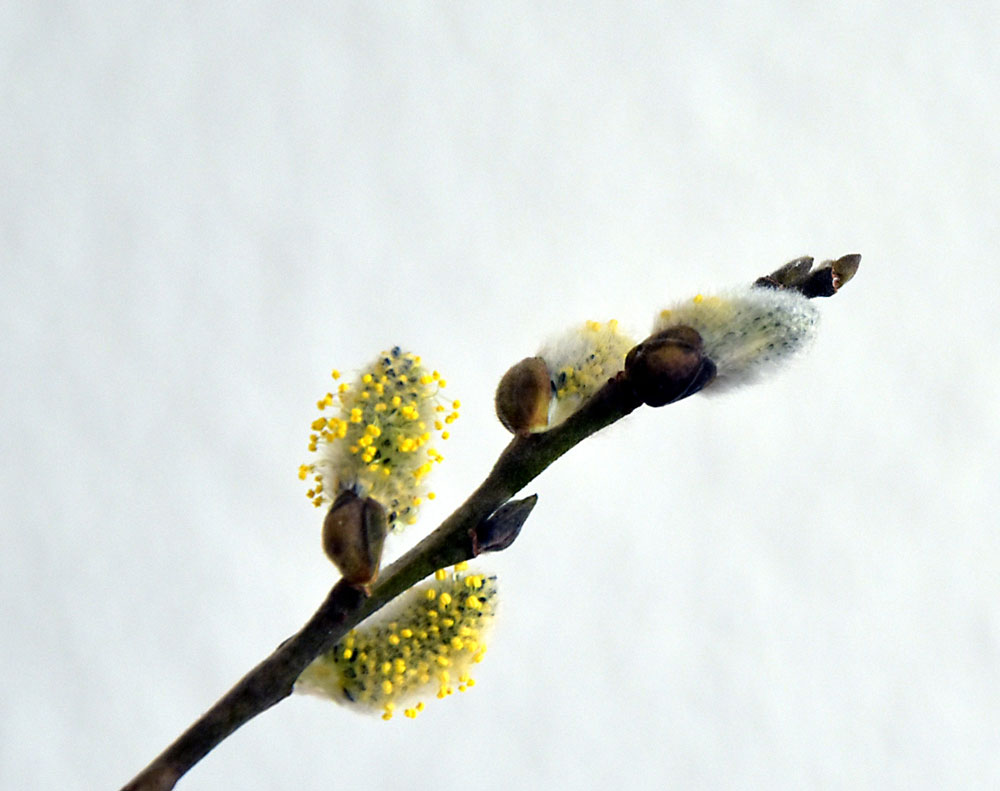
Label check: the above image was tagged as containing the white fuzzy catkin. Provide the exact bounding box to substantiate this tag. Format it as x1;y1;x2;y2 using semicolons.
653;286;819;393
538;319;636;426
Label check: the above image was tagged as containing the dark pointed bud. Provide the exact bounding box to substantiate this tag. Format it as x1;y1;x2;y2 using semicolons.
322;490;388;586
624;325;717;407
494;356;552;435
472;494;538;555
758;253;862;298
755;256;815;290
831;253;861;289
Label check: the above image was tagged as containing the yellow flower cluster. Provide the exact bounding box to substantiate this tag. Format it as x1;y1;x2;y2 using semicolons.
299;347;459;532
295;563;497;721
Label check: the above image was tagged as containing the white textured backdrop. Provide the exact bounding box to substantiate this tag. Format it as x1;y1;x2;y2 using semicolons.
3;3;999;789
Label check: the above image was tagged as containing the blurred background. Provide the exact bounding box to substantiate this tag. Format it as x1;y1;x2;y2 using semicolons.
3;3;998;789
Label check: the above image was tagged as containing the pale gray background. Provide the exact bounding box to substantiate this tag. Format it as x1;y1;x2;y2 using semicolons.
3;3;998;790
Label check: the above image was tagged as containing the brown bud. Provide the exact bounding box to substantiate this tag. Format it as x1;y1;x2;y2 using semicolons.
472;494;538;555
758;253;861;298
322;490;388;586
624;325;716;407
494;356;552;434
831;253;861;289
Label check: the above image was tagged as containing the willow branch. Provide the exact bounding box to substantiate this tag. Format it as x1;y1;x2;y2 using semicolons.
121;254;859;791
121;372;639;791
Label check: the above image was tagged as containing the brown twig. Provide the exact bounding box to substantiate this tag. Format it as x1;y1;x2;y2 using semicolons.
122;372;641;791
121;254;859;790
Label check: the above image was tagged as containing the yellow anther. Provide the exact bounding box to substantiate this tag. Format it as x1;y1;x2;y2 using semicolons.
297;465;311;480
439;592;452;607
388;634;400;646
391;395;402;407
362;373;373;384
401;628;413;638
466;596;482;610
426;589;437;601
434;569;447;581
338;382;349;393
382;662;392;675
366;424;381;437
331;369;341;379
442;431;450;440
394;658;406;674
342;648;353;660
427;492;436;500
381;679;393;694
693;293;704;303
454;561;468;572
452;400;461;409
450;637;464;650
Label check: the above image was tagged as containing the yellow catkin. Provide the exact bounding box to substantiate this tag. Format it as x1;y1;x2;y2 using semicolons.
300;347;459;532
295;569;497;720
